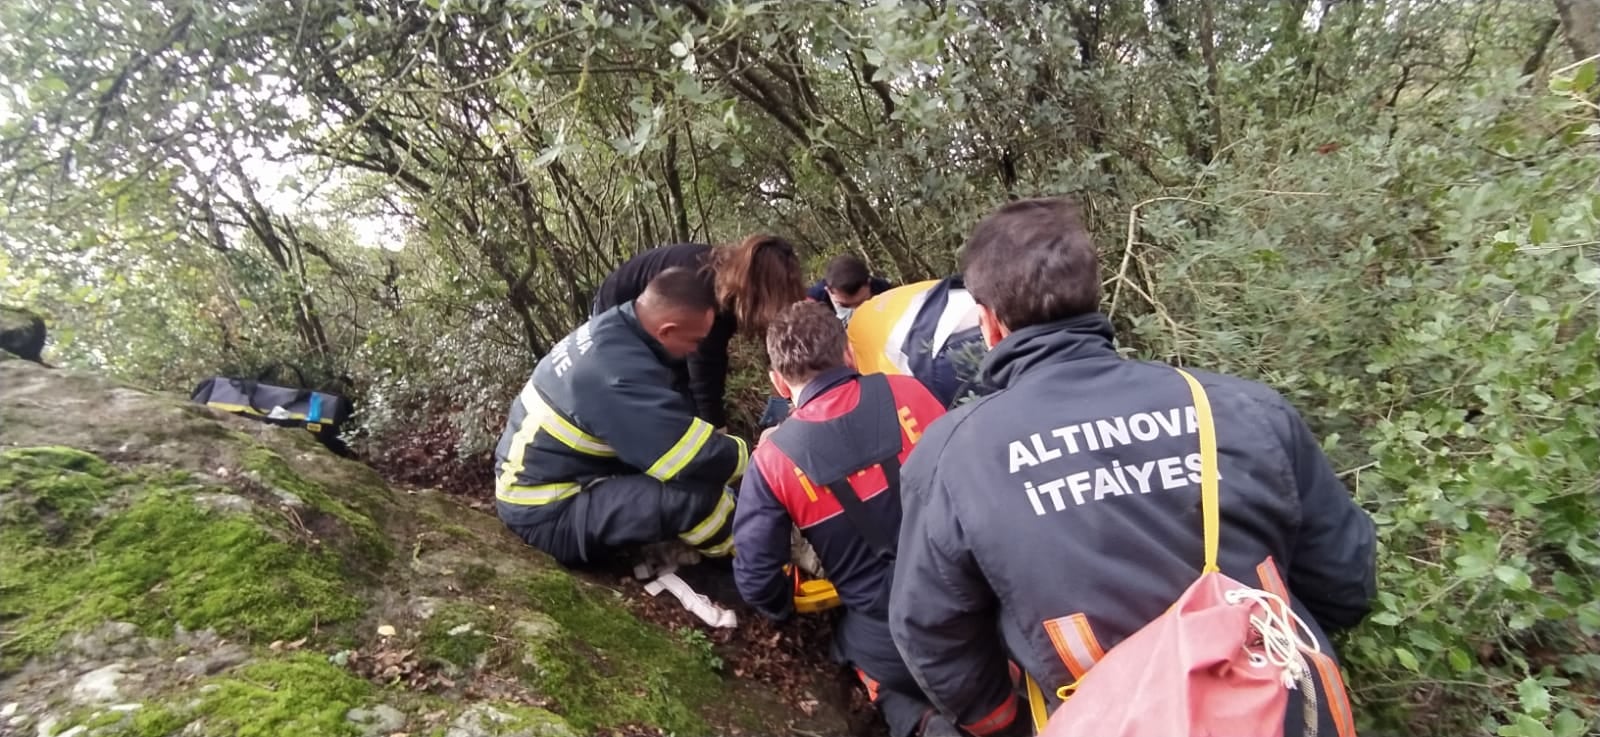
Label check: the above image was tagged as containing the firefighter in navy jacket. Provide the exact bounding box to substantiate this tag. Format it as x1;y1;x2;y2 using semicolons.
591;236;806;429
888;198;1378;737
494;268;750;566
733;301;960;737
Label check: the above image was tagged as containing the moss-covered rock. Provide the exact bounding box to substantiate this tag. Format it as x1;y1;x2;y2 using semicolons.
0;358;846;736
520;572;723;734
187;654;375;737
0;447;366;672
418;602;499;673
42;653;379;737
239;445;393;570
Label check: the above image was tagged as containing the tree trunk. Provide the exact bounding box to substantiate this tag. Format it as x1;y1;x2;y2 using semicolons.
663;128;692;243
1199;0;1223;163
1555;0;1600;61
1523;19;1562;80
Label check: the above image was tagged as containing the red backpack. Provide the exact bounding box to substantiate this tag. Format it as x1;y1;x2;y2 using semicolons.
1024;368;1357;737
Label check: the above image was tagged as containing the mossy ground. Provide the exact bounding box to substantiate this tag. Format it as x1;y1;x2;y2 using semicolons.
241;446;394;569
0;360;844;735
51;653;374;737
418;602;499;672
520;571;722;734
191;653;374;737
0;446;366;673
0;444;748;733
46;652;584;737
404;564;728;733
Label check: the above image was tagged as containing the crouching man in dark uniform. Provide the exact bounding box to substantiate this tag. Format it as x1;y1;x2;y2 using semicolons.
888;197;1378;737
494;267;749;567
732;301;960;737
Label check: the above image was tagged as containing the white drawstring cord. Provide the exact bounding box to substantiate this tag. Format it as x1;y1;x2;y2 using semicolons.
1224;588;1320;689
1224;587;1323;737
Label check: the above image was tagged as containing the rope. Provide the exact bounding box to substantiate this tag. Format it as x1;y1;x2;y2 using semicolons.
1225;589;1319;674
1298;658;1319;737
1224;587;1322;736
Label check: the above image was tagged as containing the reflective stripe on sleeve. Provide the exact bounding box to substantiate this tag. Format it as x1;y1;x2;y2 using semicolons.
496;399;545;495
727;435;750;483
680;490;735;546
699;535;735;557
646;418;714;481
496;482;582;506
522;385;615;457
964;694;1019;736
1042;613;1106;681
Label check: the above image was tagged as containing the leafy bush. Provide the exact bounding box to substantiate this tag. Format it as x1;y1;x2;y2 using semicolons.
2;0;1598;732
1124;63;1600;736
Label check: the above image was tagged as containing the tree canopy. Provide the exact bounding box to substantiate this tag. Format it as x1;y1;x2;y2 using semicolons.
3;1;1599;734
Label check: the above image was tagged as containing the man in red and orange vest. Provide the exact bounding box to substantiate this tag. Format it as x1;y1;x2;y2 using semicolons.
732;301;959;737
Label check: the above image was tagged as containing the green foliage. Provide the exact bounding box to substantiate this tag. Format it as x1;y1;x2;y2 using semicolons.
1337;240;1599;736
1122;60;1600;736
676;626;725;673
0;447;367;672
3;0;1600;732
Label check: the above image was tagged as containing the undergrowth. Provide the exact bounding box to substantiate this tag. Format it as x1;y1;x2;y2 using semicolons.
1124;63;1600;736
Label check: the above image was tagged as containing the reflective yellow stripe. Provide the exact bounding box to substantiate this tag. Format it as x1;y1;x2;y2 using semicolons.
496;482;582;506
497;384;611;503
496;394;546;495
516;386;614;457
727;436;750;482
206;401;307;420
700;536;735;557
680;491;735;546
647;418;714;481
540;404;616;457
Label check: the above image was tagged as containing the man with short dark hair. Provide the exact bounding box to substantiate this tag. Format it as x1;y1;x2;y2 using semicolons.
888;197;1377;737
733;301;958;737
494;267;749;567
806;253;893;319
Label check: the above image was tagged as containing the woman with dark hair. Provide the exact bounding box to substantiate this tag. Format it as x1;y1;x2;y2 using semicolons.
590;235;806;430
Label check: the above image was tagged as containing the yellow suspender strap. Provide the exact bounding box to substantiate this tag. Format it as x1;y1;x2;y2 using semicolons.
1021;368;1221;735
1173;367;1221;574
1025;673;1049;733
